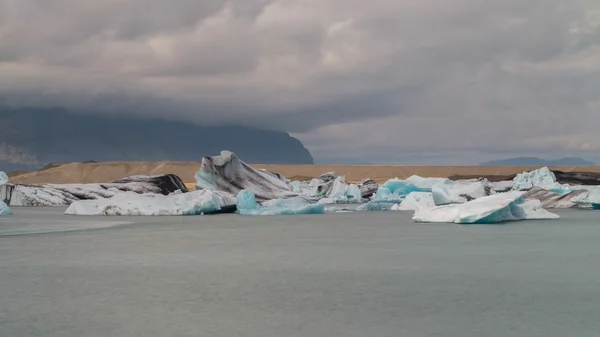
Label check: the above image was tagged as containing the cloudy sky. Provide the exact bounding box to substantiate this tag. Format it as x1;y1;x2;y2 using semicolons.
1;0;599;164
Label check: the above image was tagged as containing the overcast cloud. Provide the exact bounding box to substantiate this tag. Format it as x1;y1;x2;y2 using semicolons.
1;0;599;163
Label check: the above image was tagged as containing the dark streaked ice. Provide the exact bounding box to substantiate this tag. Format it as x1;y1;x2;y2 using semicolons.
1;208;599;337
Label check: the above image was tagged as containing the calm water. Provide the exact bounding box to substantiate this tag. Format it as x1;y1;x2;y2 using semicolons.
1;208;599;337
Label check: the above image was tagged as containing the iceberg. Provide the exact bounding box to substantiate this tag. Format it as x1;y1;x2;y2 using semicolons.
405;175;448;189
413;191;559;224
0;200;12;216
523;187;590;209
0;171;8;185
490;180;514;192
236;190;324;215
371;176;448;203
359;178;379;199
571;188;600;209
195;151;297;201
513;167;570;193
1;174;189;207
391;192;435;211
432;179;491;205
65;190;237;216
323;176;362;203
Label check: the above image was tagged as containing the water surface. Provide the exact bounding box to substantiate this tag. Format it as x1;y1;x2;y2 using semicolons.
1;208;599;336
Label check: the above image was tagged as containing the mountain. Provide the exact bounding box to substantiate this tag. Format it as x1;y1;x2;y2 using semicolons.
480;157;595;166
0;107;313;172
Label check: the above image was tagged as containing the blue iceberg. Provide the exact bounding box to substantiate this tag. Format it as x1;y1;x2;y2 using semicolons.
236;190;325;215
0;171;8;185
0;200;13;216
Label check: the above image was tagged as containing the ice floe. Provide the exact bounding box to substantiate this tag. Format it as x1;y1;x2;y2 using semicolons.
65;190;237;216
195;151;297;201
413;191;559;224
236;190;324;215
523;187;590;209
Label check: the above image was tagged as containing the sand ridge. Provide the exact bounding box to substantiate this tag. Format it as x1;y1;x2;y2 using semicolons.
8;161;600;185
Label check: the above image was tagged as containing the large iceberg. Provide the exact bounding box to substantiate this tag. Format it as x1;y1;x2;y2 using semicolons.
413;191;559;224
0;200;12;215
432;179;492;205
391;192;435;211
236;190;324;215
1;174;188;207
0;171;8;185
65;190;237;216
195;151;297;201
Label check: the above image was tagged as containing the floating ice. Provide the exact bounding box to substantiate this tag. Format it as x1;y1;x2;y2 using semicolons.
0;171;8;185
236;190;324;215
432;179;491;205
392;192;435;211
513;167;570;193
524;187;590;209
571;188;600;209
491;180;514;192
65;190;237;216
0;200;12;216
195;151;297;201
405;175;448;189
372;176;447;203
413;191;559;224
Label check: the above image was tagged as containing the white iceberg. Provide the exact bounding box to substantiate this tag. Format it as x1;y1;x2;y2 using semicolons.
65;190;237;216
236;190;324;215
491;180;514;192
0;200;12;216
391;192;435;211
195;151;297;201
513;167;570;193
405;175;449;189
413;191;559;224
432;179;491;205
0;171;8;185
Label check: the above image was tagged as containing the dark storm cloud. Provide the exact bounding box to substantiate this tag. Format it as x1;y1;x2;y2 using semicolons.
1;0;599;162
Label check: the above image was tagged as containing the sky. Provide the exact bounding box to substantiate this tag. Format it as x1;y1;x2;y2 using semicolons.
1;0;599;164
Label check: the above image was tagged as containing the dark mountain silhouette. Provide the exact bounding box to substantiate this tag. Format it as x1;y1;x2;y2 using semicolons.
0;107;313;172
480;157;595;166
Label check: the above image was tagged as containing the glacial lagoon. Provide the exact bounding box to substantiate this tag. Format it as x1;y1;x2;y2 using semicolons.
1;207;599;337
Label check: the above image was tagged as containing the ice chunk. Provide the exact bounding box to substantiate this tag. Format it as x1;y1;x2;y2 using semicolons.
0;171;8;185
372;176;444;202
524;187;590;209
432;179;491;205
236;190;324;215
413;191;559;224
65;190;237;216
195;151;297;201
571;188;600;209
324;176;362;203
356;201;396;211
392;192;435;211
0;200;12;216
513;167;569;193
359;178;379;199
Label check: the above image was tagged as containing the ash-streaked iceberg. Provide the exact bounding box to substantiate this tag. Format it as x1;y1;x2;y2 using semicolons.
0;171;8;185
432;179;492;205
0;200;12;215
391;192;435;211
571;188;600;209
523;187;590;209
413;191;559;224
65;190;237;216
236;190;324;215
1;174;188;207
195;151;297;201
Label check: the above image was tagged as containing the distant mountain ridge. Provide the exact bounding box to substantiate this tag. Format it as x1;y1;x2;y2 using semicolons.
480;157;595;166
0;107;314;172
